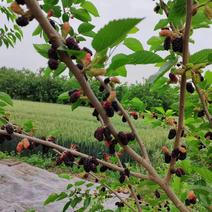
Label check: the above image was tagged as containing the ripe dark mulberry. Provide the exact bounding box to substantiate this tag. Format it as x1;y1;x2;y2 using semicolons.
119;172;126;183
112;101;119;112
197;110;205;117
169;73;178;83
49;19;56;29
5;124;14;134
48;48;58;60
164;37;171;50
122;116;127;123
76;63;84;70
171;148;180;158
16;16;29;27
168;129;176;139
117;132;128;145
186;82;195;93
48;58;59;70
109;144;116;155
172;37;183;53
103;127;112;141
175;168;185;177
100;165;108;172
126;132;135;141
164;153;171;163
115;202;124;208
204;131;212;140
94;127;104;141
155;190;160;198
66;37;80;50
15;0;25;5
83;47;93;56
99;85;105;92
104;78;110;84
69;90;80;103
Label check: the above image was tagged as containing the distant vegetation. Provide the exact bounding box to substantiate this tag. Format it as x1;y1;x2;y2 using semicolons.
0;67;178;111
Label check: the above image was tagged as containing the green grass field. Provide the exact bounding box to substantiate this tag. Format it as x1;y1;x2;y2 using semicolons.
6;100;169;163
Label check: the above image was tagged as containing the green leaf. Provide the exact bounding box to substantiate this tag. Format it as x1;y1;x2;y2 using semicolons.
148;57;178;84
71;197;82;208
53;63;67;78
44;0;59;6
106;66;127;77
44;193;58;205
128;26;139;34
108;54;129;70
33;44;51;58
58;173;72;180
83;196;91;208
168;0;186;27
57;46;86;59
23;120;33;132
81;1;99;17
128;50;163;64
62;200;72;212
147;36;164;51
92;18;143;52
78;22;95;34
124;37;143;51
196;167;212;183
0;92;13;106
205;71;212;84
189;49;212;64
56;192;68;201
74;180;85;186
129;97;145;112
71;8;91;22
154;19;169;30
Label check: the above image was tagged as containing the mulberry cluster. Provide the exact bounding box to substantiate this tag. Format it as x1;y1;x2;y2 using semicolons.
102;101;114;117
130;111;138;120
205;131;212;140
66;37;80;51
68;89;81;103
172;167;185;177
119;168;130;183
117;131;135;146
14;0;34;27
171;145;187;161
115;202;124;208
56;151;75;166
185;191;197;206
78;157;99;173
5;124;14;134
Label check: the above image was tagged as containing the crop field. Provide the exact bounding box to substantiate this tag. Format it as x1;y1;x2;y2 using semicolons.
6;100;169;163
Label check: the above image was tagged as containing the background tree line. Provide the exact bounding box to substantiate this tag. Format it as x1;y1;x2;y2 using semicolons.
0;67;178;111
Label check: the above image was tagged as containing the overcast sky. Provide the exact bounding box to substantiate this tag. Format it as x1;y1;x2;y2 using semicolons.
0;0;211;83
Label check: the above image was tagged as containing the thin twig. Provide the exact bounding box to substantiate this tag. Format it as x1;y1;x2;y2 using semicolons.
0;129;148;180
89;172;136;212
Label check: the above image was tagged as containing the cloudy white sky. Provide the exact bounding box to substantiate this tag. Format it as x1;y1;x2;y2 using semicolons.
0;0;211;83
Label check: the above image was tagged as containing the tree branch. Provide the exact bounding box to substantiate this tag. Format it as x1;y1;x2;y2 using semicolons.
165;0;193;183
0;129;148;180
